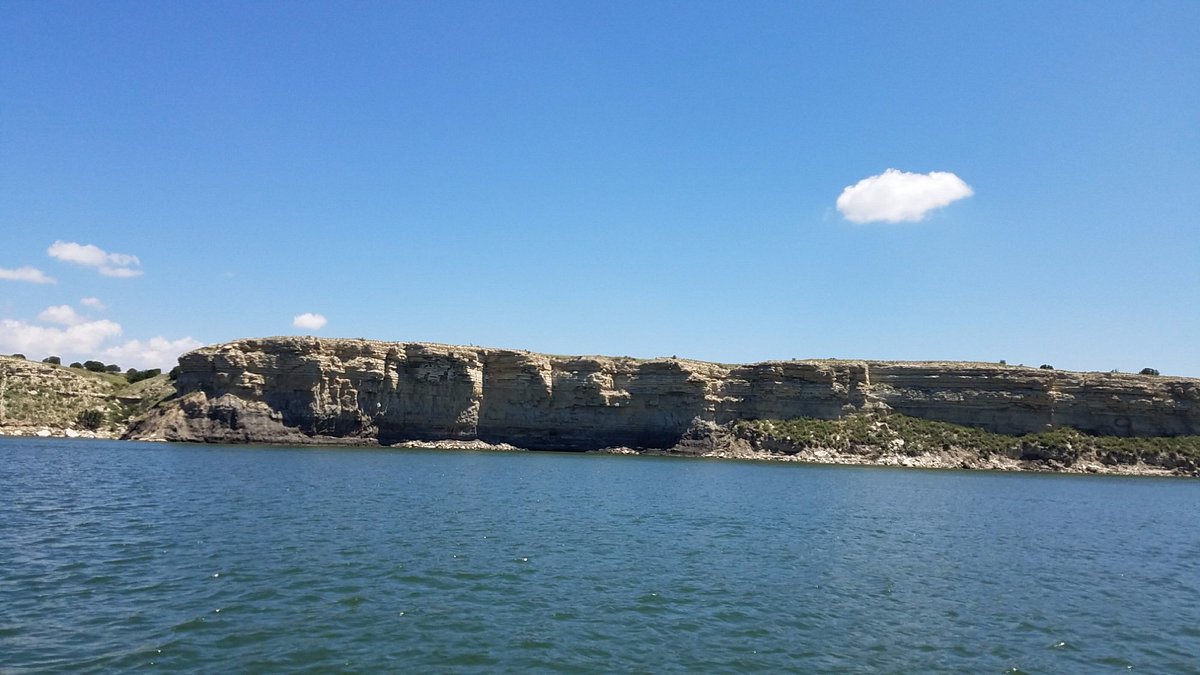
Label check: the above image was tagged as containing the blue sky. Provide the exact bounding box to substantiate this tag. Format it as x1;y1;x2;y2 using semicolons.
2;1;1197;374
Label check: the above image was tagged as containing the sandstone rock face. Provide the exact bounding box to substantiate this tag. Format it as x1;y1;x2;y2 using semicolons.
127;337;1200;448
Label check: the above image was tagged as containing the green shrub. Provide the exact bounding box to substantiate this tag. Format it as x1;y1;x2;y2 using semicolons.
83;360;106;372
125;368;163;384
1140;368;1160;376
42;356;61;365
76;409;104;430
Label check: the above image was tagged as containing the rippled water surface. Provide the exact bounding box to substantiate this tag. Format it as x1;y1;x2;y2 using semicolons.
2;437;1199;673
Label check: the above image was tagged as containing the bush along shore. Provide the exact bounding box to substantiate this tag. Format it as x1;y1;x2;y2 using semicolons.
654;414;1200;477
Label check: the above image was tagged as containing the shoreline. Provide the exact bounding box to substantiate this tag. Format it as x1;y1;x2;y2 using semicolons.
5;424;1193;478
633;445;1190;477
0;425;120;440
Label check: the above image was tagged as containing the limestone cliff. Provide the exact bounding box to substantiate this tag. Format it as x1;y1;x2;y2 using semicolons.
125;337;1200;448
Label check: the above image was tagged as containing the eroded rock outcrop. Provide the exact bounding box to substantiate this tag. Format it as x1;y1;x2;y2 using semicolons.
126;337;1200;448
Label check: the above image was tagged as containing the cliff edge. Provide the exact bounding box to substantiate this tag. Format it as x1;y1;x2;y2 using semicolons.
126;337;1199;449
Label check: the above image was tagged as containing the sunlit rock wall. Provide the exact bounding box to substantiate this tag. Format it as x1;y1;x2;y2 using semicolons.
129;337;1200;447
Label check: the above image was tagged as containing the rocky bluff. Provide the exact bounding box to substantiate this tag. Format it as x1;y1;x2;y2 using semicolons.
127;337;1199;448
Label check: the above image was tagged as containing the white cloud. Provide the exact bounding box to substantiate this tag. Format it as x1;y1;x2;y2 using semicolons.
103;336;204;370
0;266;56;284
99;266;143;278
47;241;109;266
0;318;123;357
293;312;328;330
80;296;107;310
47;240;143;277
38;305;85;326
836;169;973;224
0;315;200;369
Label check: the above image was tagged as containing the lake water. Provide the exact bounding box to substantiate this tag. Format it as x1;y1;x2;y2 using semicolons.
2;437;1199;673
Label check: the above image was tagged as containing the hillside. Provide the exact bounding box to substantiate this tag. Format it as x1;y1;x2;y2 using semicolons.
0;356;175;437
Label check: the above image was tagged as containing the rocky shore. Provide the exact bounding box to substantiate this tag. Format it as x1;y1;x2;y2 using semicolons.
597;445;1188;477
0;425;119;440
352;422;1198;477
4;417;1187;477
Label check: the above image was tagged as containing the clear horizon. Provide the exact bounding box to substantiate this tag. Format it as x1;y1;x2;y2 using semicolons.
2;2;1197;376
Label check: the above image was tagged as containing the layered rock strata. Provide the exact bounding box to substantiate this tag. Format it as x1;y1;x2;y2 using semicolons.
126;337;1200;449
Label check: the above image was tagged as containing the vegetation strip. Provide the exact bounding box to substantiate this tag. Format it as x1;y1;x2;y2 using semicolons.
735;414;1200;471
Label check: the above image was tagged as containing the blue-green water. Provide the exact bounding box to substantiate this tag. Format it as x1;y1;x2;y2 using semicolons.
2;438;1199;673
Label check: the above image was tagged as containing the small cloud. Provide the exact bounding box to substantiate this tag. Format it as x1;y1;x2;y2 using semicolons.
0;266;56;284
47;241;117;266
0;318;123;357
47;240;143;277
80;296;107;310
99;266;143;278
293;312;327;330
38;304;85;326
103;336;204;370
836;169;973;224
